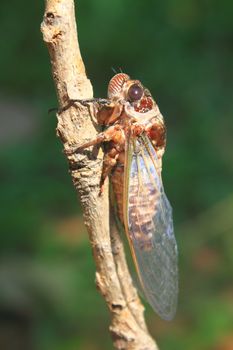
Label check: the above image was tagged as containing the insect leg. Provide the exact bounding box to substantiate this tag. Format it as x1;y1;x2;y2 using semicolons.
58;98;111;112
100;148;120;193
70;98;110;107
64;124;121;155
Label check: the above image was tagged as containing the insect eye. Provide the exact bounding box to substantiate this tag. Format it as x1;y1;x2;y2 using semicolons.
128;84;143;101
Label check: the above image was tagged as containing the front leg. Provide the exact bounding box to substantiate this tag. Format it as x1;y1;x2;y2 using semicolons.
59;98;111;112
64;124;121;155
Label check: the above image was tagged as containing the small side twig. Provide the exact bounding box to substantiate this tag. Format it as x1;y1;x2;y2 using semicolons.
41;1;158;349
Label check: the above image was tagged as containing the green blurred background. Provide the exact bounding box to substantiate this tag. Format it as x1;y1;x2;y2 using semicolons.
0;1;233;349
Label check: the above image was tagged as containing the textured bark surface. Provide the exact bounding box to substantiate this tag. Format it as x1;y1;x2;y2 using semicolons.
41;1;158;349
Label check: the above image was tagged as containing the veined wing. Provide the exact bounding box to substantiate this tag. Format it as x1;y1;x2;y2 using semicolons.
123;133;178;320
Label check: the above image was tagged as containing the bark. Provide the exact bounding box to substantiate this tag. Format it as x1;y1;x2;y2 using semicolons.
41;1;158;349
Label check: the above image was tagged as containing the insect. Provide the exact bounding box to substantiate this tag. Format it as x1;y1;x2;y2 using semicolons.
67;73;178;320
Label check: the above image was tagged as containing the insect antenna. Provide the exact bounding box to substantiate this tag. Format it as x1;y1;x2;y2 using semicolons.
111;67;125;74
111;66;118;74
48;107;58;114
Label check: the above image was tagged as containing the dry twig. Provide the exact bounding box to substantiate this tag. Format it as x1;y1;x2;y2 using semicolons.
41;1;158;349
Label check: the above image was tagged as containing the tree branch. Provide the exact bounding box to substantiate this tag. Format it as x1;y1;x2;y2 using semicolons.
41;1;158;349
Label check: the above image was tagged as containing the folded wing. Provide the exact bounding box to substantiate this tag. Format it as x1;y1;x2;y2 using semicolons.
123;134;178;320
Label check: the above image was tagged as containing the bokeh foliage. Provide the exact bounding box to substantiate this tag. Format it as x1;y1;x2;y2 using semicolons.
0;0;232;349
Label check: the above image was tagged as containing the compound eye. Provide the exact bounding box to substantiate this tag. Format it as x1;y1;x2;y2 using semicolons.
128;84;143;101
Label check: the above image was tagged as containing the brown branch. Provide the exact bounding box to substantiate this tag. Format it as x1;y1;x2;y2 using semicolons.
41;1;158;349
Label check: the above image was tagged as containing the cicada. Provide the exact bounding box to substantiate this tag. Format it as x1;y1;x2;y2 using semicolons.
67;73;178;320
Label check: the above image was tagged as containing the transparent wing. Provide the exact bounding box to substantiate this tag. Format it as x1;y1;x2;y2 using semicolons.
123;134;178;320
